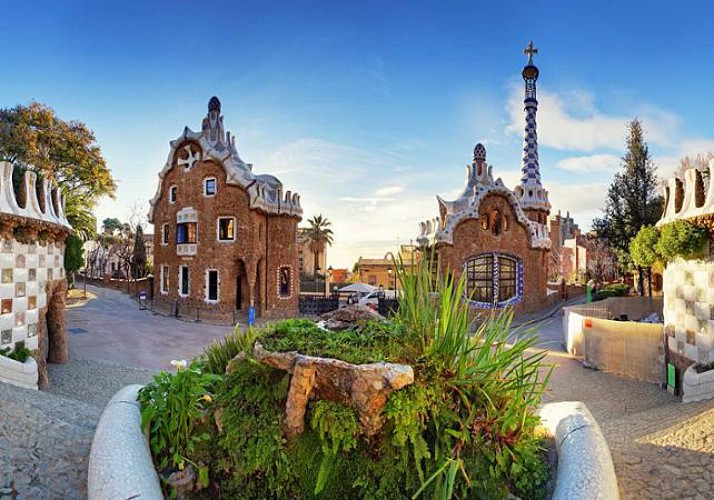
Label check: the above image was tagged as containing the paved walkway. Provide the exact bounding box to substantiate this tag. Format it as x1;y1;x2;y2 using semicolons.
536;314;714;499
1;288;712;498
66;284;238;371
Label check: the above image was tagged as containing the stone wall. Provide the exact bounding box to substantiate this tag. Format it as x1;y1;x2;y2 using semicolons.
657;164;714;367
84;276;153;298
0;161;72;388
662;258;714;365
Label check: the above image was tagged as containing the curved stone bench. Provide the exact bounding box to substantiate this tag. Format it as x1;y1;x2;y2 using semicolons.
92;389;618;499
539;401;619;500
88;384;163;500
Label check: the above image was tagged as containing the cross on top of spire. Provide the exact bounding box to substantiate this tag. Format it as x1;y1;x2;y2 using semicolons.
524;41;538;65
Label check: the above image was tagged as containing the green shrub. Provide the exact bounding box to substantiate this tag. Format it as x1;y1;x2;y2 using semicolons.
592;283;629;302
0;344;31;363
137;359;222;492
202;325;261;375
656;220;709;262
629;225;660;267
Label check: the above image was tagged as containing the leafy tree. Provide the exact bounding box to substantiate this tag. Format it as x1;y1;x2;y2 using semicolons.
64;234;85;288
0;102;116;239
101;217;125;236
656;220;708;262
303;214;334;276
131;224;148;279
629;226;660;268
592;119;663;295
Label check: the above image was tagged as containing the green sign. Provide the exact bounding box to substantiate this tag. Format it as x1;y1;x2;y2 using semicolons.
667;363;676;394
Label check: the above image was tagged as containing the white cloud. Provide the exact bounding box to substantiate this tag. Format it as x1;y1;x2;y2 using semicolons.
259;137;435;268
375;185;404;196
555;154;620;174
506;87;680;152
547;180;610;230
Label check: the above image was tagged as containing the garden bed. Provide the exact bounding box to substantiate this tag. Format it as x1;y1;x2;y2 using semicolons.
0;350;38;390
131;261;565;498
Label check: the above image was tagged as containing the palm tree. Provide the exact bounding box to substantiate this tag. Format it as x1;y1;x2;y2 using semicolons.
304;214;334;276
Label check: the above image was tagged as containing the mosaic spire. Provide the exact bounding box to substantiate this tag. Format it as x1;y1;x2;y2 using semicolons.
516;41;550;215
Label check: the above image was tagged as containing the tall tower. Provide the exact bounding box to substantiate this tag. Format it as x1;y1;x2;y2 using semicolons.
515;41;551;224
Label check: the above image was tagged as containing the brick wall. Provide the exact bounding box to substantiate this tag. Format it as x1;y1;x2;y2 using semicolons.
151;145;299;321
436;194;549;313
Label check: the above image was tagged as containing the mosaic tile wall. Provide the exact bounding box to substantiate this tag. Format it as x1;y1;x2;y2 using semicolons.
663;258;714;364
0;239;65;351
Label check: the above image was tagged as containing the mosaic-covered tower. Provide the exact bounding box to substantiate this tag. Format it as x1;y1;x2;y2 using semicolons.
514;41;551;225
416;43;553;313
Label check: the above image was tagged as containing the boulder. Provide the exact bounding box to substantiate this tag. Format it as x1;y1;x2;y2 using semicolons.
318;305;384;331
253;342;413;437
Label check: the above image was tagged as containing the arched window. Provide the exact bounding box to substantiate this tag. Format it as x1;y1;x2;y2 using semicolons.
464;253;522;307
490;210;501;235
480;214;489;231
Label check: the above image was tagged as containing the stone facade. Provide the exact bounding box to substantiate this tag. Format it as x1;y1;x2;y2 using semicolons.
416;43;552;313
148;97;302;321
0;161;72;388
658;163;714;366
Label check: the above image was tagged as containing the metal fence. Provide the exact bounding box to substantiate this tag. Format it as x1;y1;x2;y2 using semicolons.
298;295;339;316
378;297;399;317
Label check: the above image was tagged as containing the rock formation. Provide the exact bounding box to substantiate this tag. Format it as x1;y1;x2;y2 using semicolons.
252;342;414;437
317;305;384;331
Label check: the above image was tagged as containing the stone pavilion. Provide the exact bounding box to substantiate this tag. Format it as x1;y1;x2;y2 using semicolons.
149;97;302;320
417;42;553;313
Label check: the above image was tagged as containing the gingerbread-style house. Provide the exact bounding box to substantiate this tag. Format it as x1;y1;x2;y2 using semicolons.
417;43;552;313
148;97;302;321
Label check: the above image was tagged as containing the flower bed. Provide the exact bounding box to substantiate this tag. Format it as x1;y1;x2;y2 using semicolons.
137;259;554;498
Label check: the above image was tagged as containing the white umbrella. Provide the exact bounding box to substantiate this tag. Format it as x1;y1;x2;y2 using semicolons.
338;283;377;293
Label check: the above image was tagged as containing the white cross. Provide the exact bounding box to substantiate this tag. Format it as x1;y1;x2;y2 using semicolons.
524;41;538;65
178;145;199;170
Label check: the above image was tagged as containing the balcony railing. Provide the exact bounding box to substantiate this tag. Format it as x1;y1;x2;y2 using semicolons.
177;243;197;256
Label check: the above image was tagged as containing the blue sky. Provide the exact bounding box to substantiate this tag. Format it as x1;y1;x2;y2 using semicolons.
3;1;714;267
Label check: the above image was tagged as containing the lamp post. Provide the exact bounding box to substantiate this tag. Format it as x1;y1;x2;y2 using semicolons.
384;251;397;291
326;265;333;297
315;265;321;296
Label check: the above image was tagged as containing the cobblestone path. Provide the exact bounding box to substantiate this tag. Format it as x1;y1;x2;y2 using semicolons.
0;360;153;499
1;297;712;498
545;350;714;499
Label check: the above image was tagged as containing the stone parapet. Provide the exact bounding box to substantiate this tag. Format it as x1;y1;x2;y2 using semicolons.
658;164;714;226
88;384;163;500
0;161;71;229
539;401;619;500
682;364;714;403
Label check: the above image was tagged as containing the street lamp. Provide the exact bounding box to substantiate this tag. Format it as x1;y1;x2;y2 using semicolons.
384;251;397;291
315;265;321;296
326;265;333;297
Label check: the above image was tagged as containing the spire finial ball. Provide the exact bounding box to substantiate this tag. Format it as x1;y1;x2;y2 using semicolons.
473;143;487;162
208;96;221;113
